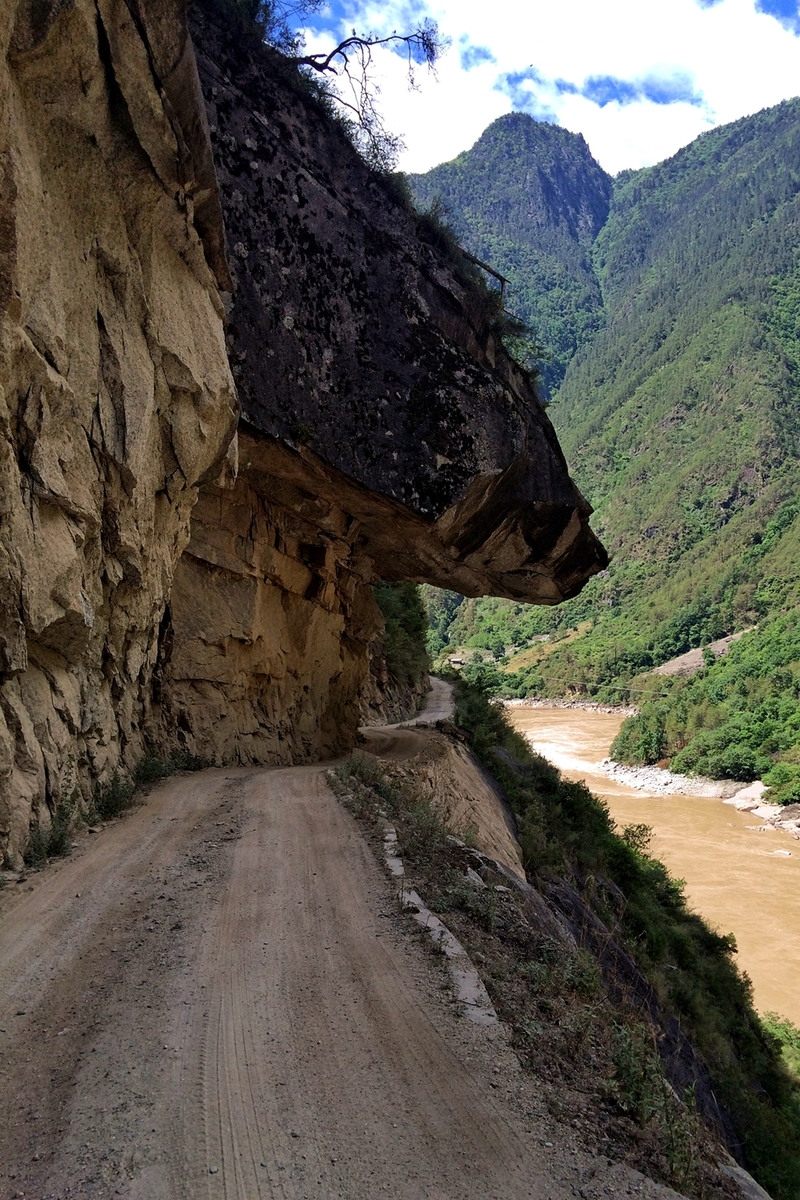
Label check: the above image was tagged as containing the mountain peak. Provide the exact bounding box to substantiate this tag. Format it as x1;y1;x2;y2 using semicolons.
408;116;612;394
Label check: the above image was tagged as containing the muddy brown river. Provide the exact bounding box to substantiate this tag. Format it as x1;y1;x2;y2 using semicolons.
507;705;800;1025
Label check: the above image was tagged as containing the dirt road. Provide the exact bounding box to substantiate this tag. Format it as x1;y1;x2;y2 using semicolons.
0;690;685;1199
385;677;455;726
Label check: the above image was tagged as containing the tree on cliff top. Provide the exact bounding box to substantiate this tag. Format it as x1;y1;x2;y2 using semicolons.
223;0;446;170
294;21;443;171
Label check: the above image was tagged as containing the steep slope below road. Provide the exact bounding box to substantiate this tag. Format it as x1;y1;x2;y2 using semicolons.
360;679;525;879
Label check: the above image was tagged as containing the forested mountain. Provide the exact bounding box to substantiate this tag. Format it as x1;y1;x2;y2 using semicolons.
415;100;800;779
408;114;612;394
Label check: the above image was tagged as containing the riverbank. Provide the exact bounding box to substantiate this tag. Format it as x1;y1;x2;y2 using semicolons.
506;703;800;1024
598;758;739;798
503;697;639;717
598;760;800;838
504;701;800;837
721;782;800;839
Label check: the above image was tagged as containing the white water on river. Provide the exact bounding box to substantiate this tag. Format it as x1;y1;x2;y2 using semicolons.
506;706;800;1025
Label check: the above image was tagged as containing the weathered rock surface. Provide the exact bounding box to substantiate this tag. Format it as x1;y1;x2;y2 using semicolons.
162;425;428;764
0;0;237;865
187;3;607;605
0;0;607;860
153;2;607;772
162;428;382;764
359;652;429;727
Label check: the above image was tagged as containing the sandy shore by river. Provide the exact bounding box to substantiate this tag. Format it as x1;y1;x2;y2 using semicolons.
503;700;800;838
598;758;739;797
601;763;800;840
503;697;639;717
598;759;800;837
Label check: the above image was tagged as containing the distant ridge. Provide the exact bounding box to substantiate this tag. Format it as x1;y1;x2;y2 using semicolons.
409;113;612;396
420;97;800;727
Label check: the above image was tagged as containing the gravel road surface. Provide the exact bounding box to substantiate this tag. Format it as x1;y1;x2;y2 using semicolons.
0;685;687;1200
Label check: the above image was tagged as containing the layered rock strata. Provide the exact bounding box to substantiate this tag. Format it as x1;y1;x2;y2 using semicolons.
0;0;237;865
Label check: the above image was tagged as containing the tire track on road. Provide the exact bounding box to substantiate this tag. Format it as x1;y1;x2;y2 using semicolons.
0;697;688;1200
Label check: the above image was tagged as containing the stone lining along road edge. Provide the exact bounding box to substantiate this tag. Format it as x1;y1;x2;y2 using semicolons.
333;781;499;1029
382;819;500;1028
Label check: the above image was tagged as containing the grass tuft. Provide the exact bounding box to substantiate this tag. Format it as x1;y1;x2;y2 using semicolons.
23;800;74;867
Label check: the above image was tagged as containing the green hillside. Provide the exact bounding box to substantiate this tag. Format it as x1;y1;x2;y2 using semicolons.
416;101;800;773
557;99;800;559
610;611;800;790
408;114;612;395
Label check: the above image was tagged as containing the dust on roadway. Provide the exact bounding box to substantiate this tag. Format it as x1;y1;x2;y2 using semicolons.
0;688;687;1200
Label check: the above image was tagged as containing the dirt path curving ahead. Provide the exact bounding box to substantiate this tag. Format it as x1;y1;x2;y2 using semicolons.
0;692;686;1200
395;677;456;726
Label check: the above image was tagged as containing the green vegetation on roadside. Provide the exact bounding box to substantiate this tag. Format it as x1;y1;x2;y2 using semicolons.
21;752;209;867
93;752;208;821
23;801;74;867
331;746;709;1195
450;679;800;1199
373;583;430;689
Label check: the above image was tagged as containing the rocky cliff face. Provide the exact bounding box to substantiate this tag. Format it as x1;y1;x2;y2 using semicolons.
0;0;237;865
161;427;383;765
186;6;606;605
154;2;606;770
0;0;606;863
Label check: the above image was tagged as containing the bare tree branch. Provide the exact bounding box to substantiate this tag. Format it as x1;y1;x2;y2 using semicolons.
238;2;448;172
296;23;442;79
293;20;447;171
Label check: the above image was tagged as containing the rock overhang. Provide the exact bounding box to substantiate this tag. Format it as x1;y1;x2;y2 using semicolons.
188;0;608;604
235;424;606;604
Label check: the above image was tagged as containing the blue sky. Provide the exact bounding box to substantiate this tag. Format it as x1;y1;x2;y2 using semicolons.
301;0;800;174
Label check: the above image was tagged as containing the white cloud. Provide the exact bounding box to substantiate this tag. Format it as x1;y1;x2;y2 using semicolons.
302;0;800;174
